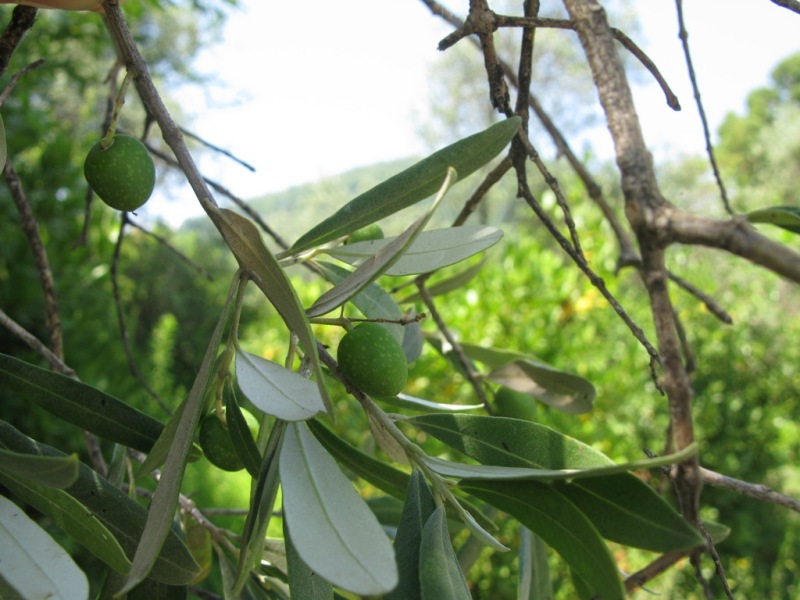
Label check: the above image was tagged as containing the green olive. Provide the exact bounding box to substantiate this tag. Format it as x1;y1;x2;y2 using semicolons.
83;134;155;211
337;323;408;397
346;224;385;244
198;407;258;472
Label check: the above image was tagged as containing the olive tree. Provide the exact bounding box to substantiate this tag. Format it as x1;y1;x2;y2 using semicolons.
1;1;800;598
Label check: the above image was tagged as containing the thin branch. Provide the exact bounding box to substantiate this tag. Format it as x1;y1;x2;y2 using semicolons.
700;466;800;513
452;155;513;227
0;5;37;77
110;214;172;415
674;0;733;214
770;0;800;15
416;282;492;414
4;160;64;360
126;216;214;280
0;57;44;108
179;126;256;172
0;307;74;377
668;271;733;324
563;0;701;525
624;550;691;592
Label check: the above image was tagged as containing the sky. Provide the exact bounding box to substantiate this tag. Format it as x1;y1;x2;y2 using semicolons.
154;0;800;226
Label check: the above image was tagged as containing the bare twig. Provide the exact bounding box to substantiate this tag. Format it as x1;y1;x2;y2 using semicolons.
668;271;733;324
4;160;64;360
700;466;800;513
0;307;74;377
179;126;256;172
0;5;37;77
624;550;691;592
0;57;44;107
126;216;214;280
674;0;733;215
452;155;513;227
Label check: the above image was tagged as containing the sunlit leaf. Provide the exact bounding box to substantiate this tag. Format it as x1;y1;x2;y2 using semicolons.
306;168;456;318
279;422;398;595
460;480;624;600
0;495;89;600
0;353;163;453
0;447;79;488
215;209;331;414
322;225;503;276
284;518;334;600
288;117;521;254
746;205;800;234
235;349;326;421
419;507;471;600
307;419;410;499
316;261;404;344
385;470;435;600
381;393;483;413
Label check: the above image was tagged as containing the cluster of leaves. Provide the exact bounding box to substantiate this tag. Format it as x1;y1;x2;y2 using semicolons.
1;112;712;599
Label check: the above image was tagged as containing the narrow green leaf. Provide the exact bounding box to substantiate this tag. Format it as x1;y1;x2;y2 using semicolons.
225;391;262;478
409;414;702;551
236;349;326;421
0;353;163;453
307;419;409;499
519;527;554;600
0;420;198;585
746;205;800;234
0;495;89;600
0;471;132;575
235;420;286;594
419;445;698;482
419;507;471;600
306;168;456;318
284;518;334;600
385;470;435;600
288;117;520;254
0;447;79;488
315;261;404;344
460;480;624;600
279;421;398;595
381;393;483;413
554;474;703;551
119;290;237;594
322;225;503;277
215;209;331;415
401;310;424;362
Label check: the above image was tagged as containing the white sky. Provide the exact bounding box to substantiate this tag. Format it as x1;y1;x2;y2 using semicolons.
153;0;800;225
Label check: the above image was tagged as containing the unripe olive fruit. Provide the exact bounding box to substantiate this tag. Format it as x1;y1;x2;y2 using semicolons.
492;386;537;421
83;134;155;211
198;407;258;472
347;224;384;244
337;322;408;397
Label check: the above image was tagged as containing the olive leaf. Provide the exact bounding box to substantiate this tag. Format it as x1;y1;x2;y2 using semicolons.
287;117;520;255
306;168;457;318
419;507;471;600
0;447;79;489
215;208;331;415
279;421;398;595
235;349;326;421
746;205;800;234
321;225;503;276
0;495;89;600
